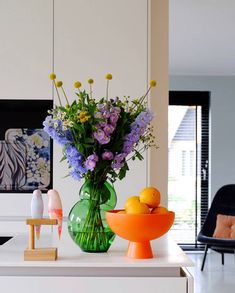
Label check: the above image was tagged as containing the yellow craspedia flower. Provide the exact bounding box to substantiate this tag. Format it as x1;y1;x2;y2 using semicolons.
149;80;157;87
105;73;113;80
78;111;91;123
49;73;56;80
74;81;82;89
56;81;63;88
88;78;94;84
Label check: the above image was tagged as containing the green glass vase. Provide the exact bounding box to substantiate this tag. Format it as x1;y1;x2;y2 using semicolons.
67;179;117;252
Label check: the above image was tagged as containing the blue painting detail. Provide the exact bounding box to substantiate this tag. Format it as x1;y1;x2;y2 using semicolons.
0;128;51;191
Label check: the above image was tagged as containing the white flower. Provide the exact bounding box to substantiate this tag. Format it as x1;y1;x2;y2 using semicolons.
37;157;46;170
28;134;43;148
40;171;50;186
43;140;49;147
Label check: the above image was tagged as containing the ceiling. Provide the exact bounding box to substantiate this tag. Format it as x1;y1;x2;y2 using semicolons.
169;0;235;76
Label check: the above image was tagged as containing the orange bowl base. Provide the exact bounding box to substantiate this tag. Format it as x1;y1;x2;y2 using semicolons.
127;241;153;259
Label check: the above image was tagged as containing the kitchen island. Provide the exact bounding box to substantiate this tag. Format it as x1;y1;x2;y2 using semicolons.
0;232;194;293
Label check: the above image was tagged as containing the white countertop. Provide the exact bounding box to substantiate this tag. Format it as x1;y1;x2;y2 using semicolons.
0;232;193;277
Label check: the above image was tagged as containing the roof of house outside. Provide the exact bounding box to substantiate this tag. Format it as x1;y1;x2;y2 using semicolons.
173;108;195;141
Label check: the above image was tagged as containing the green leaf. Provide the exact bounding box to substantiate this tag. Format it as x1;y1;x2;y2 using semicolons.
60;155;67;162
135;150;144;160
84;137;95;143
73;123;83;132
83;143;94;148
76;143;84;154
118;162;129;180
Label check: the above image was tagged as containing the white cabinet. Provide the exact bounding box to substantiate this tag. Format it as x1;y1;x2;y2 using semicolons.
0;275;192;293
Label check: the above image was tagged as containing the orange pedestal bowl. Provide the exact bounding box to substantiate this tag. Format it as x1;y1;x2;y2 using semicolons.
105;210;175;259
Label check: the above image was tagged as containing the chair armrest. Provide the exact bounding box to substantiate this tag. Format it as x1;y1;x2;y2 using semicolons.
197;231;235;247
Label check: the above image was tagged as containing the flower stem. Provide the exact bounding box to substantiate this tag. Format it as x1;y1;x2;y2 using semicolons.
106;80;109;101
53;80;62;106
61;86;70;106
90;84;92;99
75;183;109;251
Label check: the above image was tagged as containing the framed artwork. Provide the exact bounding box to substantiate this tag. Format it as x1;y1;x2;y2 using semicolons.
0;100;53;192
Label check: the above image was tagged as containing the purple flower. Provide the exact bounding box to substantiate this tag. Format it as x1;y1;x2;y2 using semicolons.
98;121;107;127
111;153;126;169
102;110;110;119
90;154;99;162
97;104;106;111
102;151;114;160
99;135;110;145
93;129;105;141
109;113;119;125
94;111;103;119
103;124;115;135
85;154;99;171
111;106;121;114
122;141;133;154
110;109;154;169
135;110;154;125
124;132;139;143
93;128;110;145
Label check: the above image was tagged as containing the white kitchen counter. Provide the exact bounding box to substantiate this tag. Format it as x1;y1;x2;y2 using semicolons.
0;232;194;292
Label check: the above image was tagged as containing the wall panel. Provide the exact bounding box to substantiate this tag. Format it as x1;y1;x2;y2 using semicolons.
53;0;148;210
0;0;53;99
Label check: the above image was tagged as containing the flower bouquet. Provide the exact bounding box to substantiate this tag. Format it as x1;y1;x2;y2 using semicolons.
43;73;157;252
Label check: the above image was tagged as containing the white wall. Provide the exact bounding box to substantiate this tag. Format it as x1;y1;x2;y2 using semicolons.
0;0;53;100
0;0;169;233
53;0;148;213
0;0;53;233
170;75;235;201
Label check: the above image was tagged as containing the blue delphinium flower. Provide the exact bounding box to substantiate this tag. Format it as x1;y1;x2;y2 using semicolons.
123;110;154;154
43;116;72;146
65;145;87;176
111;110;154;170
111;153;126;169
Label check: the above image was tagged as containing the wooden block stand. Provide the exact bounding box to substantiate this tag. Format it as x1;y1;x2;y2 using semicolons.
24;218;58;261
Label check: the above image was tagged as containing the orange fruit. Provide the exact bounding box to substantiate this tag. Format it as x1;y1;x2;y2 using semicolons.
124;196;140;210
151;206;168;214
139;187;161;208
126;201;150;214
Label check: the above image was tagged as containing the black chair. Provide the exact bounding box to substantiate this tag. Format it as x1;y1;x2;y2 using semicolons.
197;184;235;271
